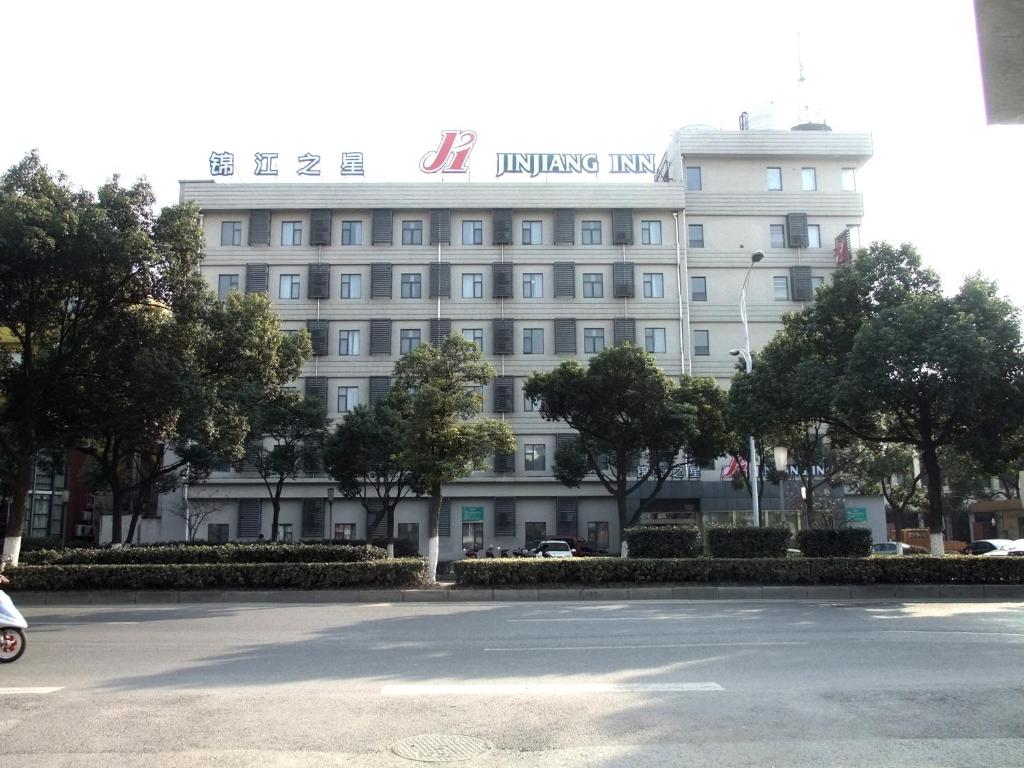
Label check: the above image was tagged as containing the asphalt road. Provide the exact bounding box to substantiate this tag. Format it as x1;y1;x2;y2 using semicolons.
1;599;1022;767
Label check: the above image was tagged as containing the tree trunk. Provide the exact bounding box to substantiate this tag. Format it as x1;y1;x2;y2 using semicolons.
921;443;945;555
2;455;33;567
803;477;815;529
426;482;441;581
892;504;904;543
271;499;281;542
109;480;124;546
387;502;396;558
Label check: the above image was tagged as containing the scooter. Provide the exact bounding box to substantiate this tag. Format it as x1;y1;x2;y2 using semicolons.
0;567;28;663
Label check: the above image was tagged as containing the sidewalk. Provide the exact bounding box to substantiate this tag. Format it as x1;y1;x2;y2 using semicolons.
12;583;1024;605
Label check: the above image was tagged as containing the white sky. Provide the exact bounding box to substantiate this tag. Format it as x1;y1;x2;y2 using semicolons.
5;0;1023;308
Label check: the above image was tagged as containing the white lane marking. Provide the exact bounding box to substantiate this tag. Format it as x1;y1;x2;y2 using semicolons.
33;621;139;626
507;616;736;622
0;687;63;695
484;642;807;652
381;682;723;696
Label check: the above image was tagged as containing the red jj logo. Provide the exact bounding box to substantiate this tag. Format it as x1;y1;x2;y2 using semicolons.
420;130;477;174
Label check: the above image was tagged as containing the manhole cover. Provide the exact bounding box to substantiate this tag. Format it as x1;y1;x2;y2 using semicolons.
391;734;493;763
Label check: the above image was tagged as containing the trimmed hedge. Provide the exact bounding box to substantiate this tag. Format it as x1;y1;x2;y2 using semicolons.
19;543;387;566
705;525;790;558
796;528;873;558
4;559;426;591
624;526;702;558
453;556;1024;586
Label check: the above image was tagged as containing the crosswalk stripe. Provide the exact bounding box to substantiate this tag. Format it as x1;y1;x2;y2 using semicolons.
0;687;63;695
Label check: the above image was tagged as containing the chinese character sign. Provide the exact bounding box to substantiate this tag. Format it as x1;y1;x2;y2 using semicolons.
207;150;366;178
209;151;234;176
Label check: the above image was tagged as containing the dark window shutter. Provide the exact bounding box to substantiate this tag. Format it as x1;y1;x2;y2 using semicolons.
302;498;324;539
613;318;637;346
305;377;328;412
430;318;452;347
492;262;514;298
310;210;332;246
369;376;391;406
556;497;579;536
494;497;516;537
369;319;392;355
248;210;271;246
493;318;514;355
494;376;514;413
790;266;813;301
555;433;578;452
554;318;577;354
241;438;261;472
371;210;393;245
613;262;635;298
306;320;329;356
494;452;515;473
554;209;575;245
612;209;634;245
492;209;513;245
366;498;387;539
553;262;576;297
237;499;262;538
370;263;393;298
245;263;269;294
307;263;330;299
429;262;452;298
786;213;809;248
430;209;451;245
439;499;451;537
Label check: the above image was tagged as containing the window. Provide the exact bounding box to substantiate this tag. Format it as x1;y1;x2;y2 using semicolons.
279;523;293;543
841;167;857;191
801;167;817;191
693;330;710;356
402;220;423;245
807;224;821;249
281;329;298;337
279;274;300;299
688;223;704;248
462;220;483;245
583;273;604;298
342;220;362;245
774;276;791;301
340;274;362;299
465;384;485;413
686;166;702;191
524;394;540;412
282;221;302;246
645;327;667;353
523;273;543;298
524;444;546;471
770;224;786;249
522;220;542;245
582;220;602;245
463;522;484;552
524;522;547;549
337;386;359;413
767;167;783;191
462;328;484;351
584;328;605;354
338;330;360;356
401;273;422;299
811;276;826;293
523;328;544;354
691;276;707;302
462;273;483;298
217;274;239;299
587;521;609;550
643;273;665;298
334;523;355;541
397;523;420;555
207;523;229;543
220;221;241;246
400;329;421;354
642;220;663;245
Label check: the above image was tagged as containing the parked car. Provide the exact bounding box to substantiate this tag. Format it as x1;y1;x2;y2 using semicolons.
981;539;1024;557
871;542;929;556
961;539;1014;555
526;540;575;558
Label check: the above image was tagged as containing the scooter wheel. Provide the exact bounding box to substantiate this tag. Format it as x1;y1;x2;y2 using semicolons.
0;627;25;663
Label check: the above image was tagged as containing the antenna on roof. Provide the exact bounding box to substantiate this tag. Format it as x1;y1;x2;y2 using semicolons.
797;33;806;83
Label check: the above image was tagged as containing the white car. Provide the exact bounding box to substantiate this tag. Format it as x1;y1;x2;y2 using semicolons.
871;542;928;556
961;539;1014;555
981;539;1024;557
530;540;575;558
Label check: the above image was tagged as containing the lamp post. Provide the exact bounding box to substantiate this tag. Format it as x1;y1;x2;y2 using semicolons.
326;487;335;541
731;250;764;527
773;446;789;530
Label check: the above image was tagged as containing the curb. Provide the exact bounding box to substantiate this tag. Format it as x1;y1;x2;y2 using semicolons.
10;583;1024;605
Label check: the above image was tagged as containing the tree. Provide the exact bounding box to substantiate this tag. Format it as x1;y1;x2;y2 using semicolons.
322;400;425;550
523;345;729;531
241;392;329;542
168;494;225;542
390;335;515;581
832;440;926;541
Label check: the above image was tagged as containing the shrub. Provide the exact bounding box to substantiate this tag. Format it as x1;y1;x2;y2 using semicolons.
705;525;790;558
624;526;702;558
453;556;1024;587
19;543;387;566
5;559;426;591
796;528;873;558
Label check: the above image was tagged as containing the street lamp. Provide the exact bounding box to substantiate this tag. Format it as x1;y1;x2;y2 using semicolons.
730;250;765;527
773;446;789;529
326;487;335;540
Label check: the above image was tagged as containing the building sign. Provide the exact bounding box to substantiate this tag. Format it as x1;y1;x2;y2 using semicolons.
495;152;655;178
462;506;484;522
846;507;868;523
208;151;365;178
420;130;477;174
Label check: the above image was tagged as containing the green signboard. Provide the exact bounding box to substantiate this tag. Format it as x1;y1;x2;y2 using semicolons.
846;507;868;523
462;506;484;522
